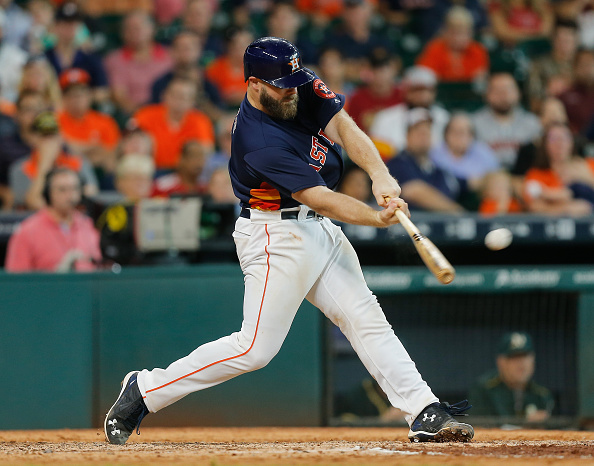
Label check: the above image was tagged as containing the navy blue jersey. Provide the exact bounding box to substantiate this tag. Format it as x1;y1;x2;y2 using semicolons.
45;48;108;88
229;76;345;211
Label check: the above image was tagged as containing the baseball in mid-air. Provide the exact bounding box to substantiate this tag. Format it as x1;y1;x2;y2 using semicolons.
485;228;513;251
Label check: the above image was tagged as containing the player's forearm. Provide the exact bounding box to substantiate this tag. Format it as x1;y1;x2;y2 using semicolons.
293;185;388;227
343;127;390;180
325;110;390;180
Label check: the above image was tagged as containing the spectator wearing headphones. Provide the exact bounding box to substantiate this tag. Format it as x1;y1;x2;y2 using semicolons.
5;167;101;272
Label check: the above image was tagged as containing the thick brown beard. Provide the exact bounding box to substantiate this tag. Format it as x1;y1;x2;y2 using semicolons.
260;87;299;120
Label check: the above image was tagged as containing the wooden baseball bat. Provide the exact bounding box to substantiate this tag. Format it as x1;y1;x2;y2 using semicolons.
394;209;456;285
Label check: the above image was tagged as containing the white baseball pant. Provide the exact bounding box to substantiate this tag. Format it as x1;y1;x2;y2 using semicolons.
137;205;438;425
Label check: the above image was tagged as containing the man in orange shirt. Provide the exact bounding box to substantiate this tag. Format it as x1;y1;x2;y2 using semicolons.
132;77;215;170
417;6;489;82
57;68;121;177
295;0;344;22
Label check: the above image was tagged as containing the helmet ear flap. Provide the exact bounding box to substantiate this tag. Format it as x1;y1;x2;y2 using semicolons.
243;62;250;82
244;44;267;82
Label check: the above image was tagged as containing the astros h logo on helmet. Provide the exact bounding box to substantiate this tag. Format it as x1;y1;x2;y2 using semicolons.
288;54;300;72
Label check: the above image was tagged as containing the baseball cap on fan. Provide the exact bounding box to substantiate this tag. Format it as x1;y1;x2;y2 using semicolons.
243;37;315;89
406;107;433;130
56;1;84;22
403;66;437;89
59;68;91;91
498;332;534;357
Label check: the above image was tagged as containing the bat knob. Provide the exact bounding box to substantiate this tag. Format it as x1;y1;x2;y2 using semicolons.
439;271;455;285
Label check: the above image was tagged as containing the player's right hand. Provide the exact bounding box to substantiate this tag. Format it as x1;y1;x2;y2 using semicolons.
371;173;401;208
377;197;409;227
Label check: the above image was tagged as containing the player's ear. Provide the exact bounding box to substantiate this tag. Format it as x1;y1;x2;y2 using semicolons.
247;77;261;89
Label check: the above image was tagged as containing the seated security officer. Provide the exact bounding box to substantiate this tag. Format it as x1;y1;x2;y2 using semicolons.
469;332;554;422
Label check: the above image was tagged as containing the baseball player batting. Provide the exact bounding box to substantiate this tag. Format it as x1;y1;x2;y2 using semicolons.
105;37;474;444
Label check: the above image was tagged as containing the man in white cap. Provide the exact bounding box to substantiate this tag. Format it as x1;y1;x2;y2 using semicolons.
370;66;449;157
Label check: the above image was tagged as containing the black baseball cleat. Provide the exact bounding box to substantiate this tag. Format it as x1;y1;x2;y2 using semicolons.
104;371;150;445
408;400;474;443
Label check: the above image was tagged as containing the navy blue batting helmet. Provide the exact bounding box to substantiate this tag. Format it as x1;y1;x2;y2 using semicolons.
243;37;315;89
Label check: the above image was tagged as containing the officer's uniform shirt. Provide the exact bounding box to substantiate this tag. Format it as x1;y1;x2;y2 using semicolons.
230;76;345;211
468;370;554;417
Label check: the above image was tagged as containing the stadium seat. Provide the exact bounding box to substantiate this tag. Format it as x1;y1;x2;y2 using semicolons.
436;82;483;112
93;15;125;53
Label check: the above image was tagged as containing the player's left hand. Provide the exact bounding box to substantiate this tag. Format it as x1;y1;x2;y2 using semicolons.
377;197;409;227
371;173;401;207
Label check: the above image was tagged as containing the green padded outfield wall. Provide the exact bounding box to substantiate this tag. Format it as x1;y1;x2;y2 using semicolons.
2;264;594;429
0;278;94;429
579;293;594;419
0;265;325;429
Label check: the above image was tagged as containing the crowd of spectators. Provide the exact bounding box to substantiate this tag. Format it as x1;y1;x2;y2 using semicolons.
2;0;594;270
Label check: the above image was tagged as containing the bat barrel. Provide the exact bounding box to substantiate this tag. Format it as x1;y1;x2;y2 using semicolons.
389;202;456;285
407;221;456;285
